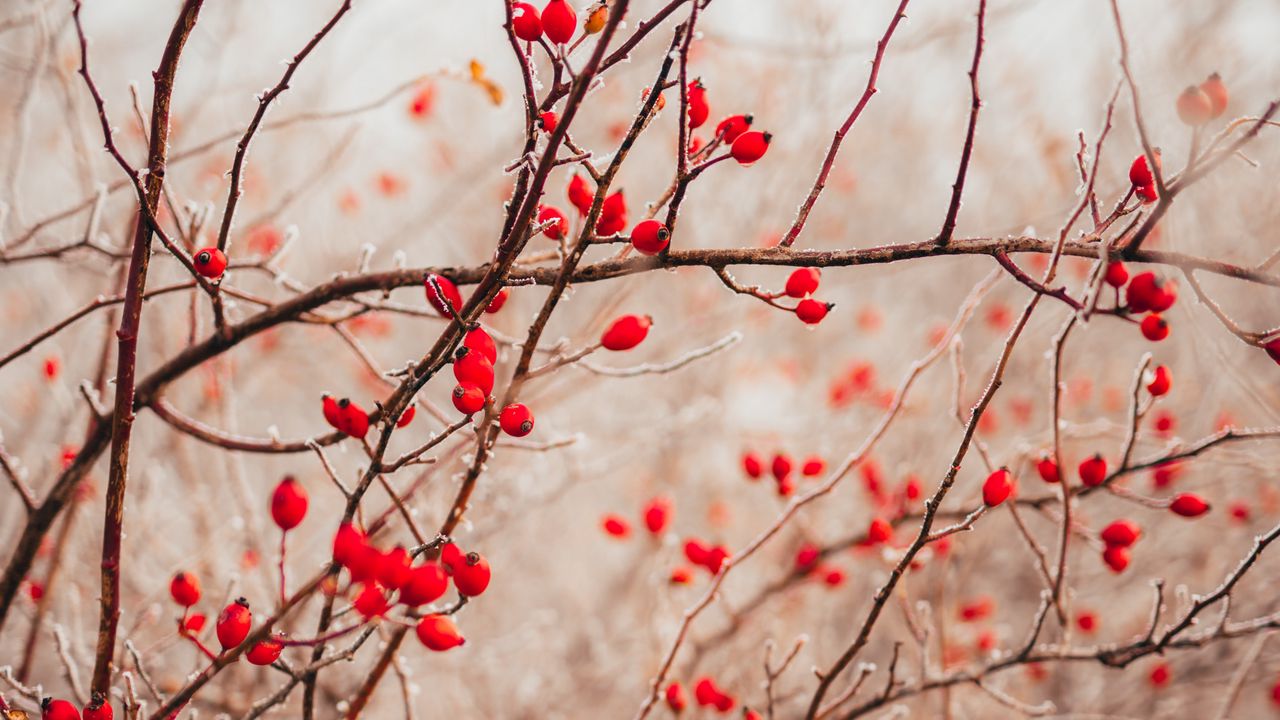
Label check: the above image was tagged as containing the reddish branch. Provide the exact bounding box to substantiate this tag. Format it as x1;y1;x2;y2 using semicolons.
72;0;206;696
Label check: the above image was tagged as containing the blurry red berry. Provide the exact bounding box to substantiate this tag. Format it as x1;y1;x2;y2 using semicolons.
1149;662;1171;687
1103;545;1130;573
686;79;709;130
742;452;763;479
1078;454;1108;487
170;571;201;607
332;523;367;567
1141;314;1169;342
398;562;448;606
538;205;568;239
567;173;593;216
1100;519;1141;548
643;497;672;535
270;475;308;531
795;543;820;571
982;468;1015;507
867;517;893;544
1076;611;1098;634
1200;73;1228;118
1170;493;1210;517
83;693;113;720
1104;261;1129;288
602;514;631;538
1147;365;1171;396
1176;85;1213;126
354;581;390;620
801;456;825;476
1036;455;1061;484
378;546;413;590
216;597;252;651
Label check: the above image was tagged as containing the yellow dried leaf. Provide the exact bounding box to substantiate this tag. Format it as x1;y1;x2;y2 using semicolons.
469;59;486;82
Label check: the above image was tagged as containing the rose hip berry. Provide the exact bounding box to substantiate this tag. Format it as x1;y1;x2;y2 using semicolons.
398;562;449;606
216;597;252;651
464;325;498;365
84;692;114;720
538;204;568;239
1078;454;1107;487
453;551;492;596
785;267;822;298
1170;493;1210;517
42;698;81;720
714;113;753;143
170;571;201;607
1036;455;1060;484
1100;519;1141;548
193;247;228;279
425;274;463;317
512;2;542;41
270;475;308;531
541;0;576;44
246;633;285;666
795;298;833;325
1147;365;1171;396
499;403;534;437
731;130;771;166
452;384;487;415
629;219;670;255
1141;314;1170;342
453;348;495;396
1200;73;1228;118
982;468;1015;507
417;614;465;651
601;314;652;351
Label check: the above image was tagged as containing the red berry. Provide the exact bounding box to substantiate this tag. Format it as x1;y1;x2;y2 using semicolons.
1200;73;1228;119
1078;454;1107;487
541;0;576;44
731;130;771;166
336;398;370;439
643;496;671;535
170;571;201;607
785;267;822;298
867;517;893;545
538;110;558;134
982;468;1015;507
246;633;285;666
959;596;995;622
398;562;449;606
714;113;753;143
1136;182;1158;204
665;682;687;712
451;384;487;415
1128;151;1160;188
453;552;492;596
499;403;534;437
377;546;413;590
538;205;568;239
1104;261;1129;288
453;349;495;396
567;173;593;216
41;698;80;720
601;314;652;351
1076;611;1098;634
193;247;228;279
1100;519;1141;548
485;287;510;314
1266;337;1280;366
629;219;670;255
903;474;922;500
353;581;390;620
801;456;825;476
1141;313;1169;342
598;190;628;236
1147;365;1171;396
669;567;693;584
1149;662;1171;687
270;475;308;531
464;326;498;365
763;456;789;486
1103;545;1130;573
795;298;832;324
396;405;416;428
83;693;113;720
795;543;820;571
322;394;342;430
602;514;631;538
416;614;465;651
440;542;464;573
1036;455;1060;484
181;613;206;635
823;566;846;587
1176;85;1213;126
686;79;709;130
424;274;463;317
512;2;542;41
332;523;368;567
742;452;763;479
1170;493;1210;517
216;597;252;651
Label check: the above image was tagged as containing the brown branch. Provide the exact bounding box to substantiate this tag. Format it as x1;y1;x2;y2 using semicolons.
780;0;912;248
934;0;987;246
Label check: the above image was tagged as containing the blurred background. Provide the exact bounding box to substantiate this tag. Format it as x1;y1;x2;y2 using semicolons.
3;0;1280;716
